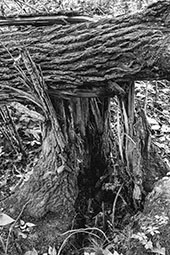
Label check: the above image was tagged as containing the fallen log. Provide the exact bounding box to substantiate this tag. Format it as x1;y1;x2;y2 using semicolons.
0;1;170;254
0;1;170;95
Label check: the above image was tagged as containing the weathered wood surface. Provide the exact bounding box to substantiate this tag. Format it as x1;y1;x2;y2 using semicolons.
0;0;170;96
0;12;95;26
0;52;82;254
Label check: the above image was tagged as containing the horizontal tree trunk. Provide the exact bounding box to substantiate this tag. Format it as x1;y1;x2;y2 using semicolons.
0;1;170;95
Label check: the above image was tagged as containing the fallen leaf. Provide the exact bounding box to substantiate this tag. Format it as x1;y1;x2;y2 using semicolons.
0;213;15;226
147;117;159;125
24;248;38;255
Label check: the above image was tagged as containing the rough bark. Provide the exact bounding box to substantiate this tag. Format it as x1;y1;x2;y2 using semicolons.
0;1;170;253
0;51;112;253
0;52;83;254
0;1;170;95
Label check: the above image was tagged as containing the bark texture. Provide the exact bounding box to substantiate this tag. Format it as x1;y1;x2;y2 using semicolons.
0;1;170;95
0;52;83;254
0;1;170;253
0;51;112;253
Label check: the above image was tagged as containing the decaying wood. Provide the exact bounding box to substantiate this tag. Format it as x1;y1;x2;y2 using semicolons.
0;52;82;253
0;1;170;96
0;50;112;253
0;12;96;26
0;1;170;253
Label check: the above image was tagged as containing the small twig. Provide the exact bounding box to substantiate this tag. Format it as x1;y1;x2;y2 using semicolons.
144;81;149;114
5;105;25;156
12;0;27;14
117;101;124;162
128;81;135;137
58;227;109;255
60;227;109;241
122;101;129;134
5;202;29;255
111;183;123;226
124;133;136;145
0;42;15;62
13;0;40;13
2;0;11;13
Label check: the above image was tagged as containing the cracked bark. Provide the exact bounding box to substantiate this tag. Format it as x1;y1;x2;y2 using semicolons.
0;1;170;253
0;1;170;92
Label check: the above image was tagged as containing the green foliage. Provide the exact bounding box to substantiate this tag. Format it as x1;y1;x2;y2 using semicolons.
131;213;169;255
0;102;43;202
135;80;170;159
131;231;165;254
